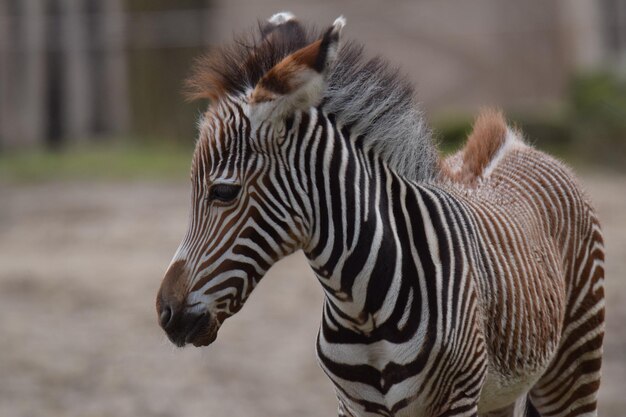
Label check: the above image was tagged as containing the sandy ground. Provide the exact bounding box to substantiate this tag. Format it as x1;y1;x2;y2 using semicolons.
0;174;624;417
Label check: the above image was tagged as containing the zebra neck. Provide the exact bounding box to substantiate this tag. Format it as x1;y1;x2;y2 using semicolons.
301;133;433;336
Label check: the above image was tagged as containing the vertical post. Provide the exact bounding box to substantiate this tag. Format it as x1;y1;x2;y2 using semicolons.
100;0;129;135
0;0;9;149
16;0;46;148
617;0;626;70
61;0;91;142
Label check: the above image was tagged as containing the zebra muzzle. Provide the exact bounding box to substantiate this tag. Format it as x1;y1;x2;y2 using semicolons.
157;260;221;347
157;298;219;347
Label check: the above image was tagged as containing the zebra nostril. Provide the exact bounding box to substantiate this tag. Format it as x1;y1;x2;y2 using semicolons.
159;304;174;329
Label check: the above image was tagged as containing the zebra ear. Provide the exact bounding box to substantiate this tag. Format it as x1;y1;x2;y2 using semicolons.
249;16;346;121
260;12;300;39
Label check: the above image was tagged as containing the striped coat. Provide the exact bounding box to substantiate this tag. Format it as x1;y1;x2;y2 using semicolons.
156;13;604;417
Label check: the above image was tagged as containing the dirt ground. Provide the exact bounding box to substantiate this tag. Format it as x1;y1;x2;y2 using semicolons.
0;174;624;417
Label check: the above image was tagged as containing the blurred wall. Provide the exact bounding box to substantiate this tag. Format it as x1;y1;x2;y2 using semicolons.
0;0;624;150
207;0;615;115
0;0;130;149
0;0;213;150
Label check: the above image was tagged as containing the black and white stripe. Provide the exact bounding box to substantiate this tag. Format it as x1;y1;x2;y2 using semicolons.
159;14;604;417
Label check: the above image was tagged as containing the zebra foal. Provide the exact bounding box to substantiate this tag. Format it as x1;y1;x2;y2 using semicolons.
156;13;605;417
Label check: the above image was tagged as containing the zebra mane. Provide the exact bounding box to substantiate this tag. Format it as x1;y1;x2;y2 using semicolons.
186;19;438;182
324;43;437;182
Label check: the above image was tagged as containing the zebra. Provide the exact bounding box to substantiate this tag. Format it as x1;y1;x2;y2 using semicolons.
156;13;605;417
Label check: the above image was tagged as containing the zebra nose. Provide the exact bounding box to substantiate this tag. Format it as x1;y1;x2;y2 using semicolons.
156;295;217;347
157;259;188;331
159;303;174;329
157;295;182;331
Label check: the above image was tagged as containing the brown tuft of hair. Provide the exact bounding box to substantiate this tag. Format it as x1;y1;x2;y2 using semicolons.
184;19;315;102
443;109;507;184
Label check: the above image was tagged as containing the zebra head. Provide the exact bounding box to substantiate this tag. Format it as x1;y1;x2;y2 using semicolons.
156;14;345;347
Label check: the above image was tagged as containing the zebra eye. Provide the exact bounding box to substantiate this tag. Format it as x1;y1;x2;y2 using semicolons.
208;183;241;203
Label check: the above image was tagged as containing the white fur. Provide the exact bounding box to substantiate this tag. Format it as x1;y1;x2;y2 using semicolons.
249;69;326;125
324;16;345;71
268;11;295;25
333;16;346;31
482;127;524;178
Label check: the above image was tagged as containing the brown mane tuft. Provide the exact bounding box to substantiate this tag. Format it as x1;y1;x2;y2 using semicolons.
184;20;314;102
442;109;507;184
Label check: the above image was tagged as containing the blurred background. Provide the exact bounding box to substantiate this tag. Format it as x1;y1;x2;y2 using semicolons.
0;1;624;416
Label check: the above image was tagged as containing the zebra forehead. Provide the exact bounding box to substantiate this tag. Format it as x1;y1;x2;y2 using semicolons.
192;107;250;181
198;101;242;143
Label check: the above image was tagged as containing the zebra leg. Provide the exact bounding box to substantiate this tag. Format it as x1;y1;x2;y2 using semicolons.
527;239;605;417
529;339;603;417
432;325;488;417
527;323;604;417
433;376;486;417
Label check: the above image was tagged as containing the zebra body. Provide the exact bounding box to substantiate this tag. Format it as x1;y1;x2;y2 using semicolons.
287;109;601;416
156;14;604;417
